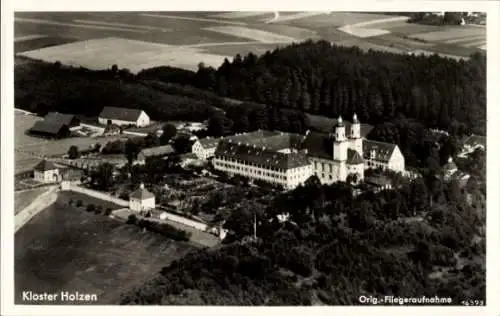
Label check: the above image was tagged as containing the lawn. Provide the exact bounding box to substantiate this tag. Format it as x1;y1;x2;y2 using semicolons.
15;193;195;305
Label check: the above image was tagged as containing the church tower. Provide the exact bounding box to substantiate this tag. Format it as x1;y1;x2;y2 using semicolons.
333;116;348;162
349;113;363;155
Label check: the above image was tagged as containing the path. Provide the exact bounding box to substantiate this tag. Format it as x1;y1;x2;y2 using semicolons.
15;186;59;232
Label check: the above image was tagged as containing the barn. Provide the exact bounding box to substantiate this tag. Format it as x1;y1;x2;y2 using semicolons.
98;107;150;127
29;121;71;139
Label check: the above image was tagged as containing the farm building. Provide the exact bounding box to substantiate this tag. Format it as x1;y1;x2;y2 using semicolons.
129;183;156;213
44;112;80;128
29;120;71;139
136;145;175;165
33;160;60;183
98;106;150;127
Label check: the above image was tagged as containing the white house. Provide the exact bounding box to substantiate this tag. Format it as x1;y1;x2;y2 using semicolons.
33;160;60;183
129;183;156;213
363;140;405;173
98;106;150;127
192;137;222;160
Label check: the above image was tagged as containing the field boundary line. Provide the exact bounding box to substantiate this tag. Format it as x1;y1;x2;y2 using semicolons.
73;19;173;32
15;18;148;34
138;13;248;26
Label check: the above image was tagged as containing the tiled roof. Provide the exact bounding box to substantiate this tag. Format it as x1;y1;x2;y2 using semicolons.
139;145;175;158
463;134;486;148
301;131;334;160
129;187;155;200
347;149;364;165
99;106;145;122
198;137;222;149
30;120;67;135
44;112;78;126
180;152;198;160
34;160;57;171
363;140;397;163
215;140;310;170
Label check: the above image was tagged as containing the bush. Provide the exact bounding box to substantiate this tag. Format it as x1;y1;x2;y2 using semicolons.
86;204;96;212
104;208;113;216
127;214;138;225
95;205;103;214
68;198;74;206
76;200;83;207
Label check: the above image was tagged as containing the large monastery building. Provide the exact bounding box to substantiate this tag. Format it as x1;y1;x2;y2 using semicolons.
206;114;405;190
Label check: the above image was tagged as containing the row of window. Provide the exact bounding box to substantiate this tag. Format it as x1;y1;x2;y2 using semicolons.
216;156;287;173
214;160;310;183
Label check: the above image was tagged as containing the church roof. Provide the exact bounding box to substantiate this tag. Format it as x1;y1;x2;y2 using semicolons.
33;160;58;172
129;185;155;200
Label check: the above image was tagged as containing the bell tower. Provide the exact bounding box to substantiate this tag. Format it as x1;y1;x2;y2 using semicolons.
333;116;348;161
349;113;363;155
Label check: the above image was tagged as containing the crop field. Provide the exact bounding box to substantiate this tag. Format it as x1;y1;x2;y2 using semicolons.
15;112;130;174
14;11;486;75
15;192;195;304
18;37;234;73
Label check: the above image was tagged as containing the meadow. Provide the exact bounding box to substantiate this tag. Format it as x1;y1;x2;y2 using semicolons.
15;112;130;174
15;192;195;304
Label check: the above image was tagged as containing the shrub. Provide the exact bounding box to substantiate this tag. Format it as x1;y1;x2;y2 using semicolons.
127;214;138;225
68;198;74;206
104;208;113;216
86;204;96;212
95;205;103;214
76;200;83;207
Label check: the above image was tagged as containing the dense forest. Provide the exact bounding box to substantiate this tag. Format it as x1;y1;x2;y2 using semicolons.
119;148;486;305
187;40;485;135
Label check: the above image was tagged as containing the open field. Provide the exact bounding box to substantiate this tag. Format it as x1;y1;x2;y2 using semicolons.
18;37;234;73
14;11;485;75
15;112;131;174
15;192;195;304
14;187;50;215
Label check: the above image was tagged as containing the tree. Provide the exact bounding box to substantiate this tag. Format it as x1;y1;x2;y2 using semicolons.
90;163;115;191
160;123;177;144
207;113;233;137
68;145;80;159
125;139;140;166
173;135;193;154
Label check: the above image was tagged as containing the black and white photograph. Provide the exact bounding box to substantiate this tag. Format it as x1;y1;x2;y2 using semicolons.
1;1;499;315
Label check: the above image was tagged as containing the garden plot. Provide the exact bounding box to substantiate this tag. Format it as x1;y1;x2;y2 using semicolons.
203;26;296;43
17;37;233;73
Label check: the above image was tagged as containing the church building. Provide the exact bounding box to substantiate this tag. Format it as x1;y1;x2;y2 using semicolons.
212;114;405;190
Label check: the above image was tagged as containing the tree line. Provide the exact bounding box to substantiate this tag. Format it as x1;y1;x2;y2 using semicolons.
189;40;485;136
